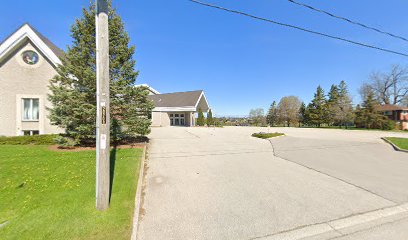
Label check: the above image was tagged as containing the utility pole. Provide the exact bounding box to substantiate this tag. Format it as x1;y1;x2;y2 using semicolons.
96;0;110;211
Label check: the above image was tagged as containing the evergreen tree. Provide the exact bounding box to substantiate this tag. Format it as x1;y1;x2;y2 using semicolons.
307;86;327;127
197;108;205;126
207;109;213;126
354;104;363;128
337;80;354;128
298;102;307;127
355;91;387;129
48;2;154;144
266;101;279;126
359;92;384;129
327;84;340;125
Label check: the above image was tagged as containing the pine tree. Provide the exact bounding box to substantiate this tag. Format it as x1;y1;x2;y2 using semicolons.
266;101;279;126
307;86;327;127
207;109;213;126
197;108;205;126
48;1;154;144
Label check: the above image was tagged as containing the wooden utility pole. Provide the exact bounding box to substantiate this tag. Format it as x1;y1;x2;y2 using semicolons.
96;0;110;211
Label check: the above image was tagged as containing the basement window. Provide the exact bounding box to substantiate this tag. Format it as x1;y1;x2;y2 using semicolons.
22;130;40;136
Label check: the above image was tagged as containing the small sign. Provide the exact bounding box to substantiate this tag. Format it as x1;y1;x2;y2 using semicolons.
102;107;107;124
100;134;107;150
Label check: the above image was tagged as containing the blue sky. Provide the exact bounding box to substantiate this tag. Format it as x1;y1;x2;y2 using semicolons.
1;0;408;116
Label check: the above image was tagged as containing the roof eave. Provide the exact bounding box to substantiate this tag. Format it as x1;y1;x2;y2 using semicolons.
0;23;62;67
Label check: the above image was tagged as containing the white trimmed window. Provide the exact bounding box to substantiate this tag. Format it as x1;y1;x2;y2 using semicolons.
22;98;39;121
169;113;185;126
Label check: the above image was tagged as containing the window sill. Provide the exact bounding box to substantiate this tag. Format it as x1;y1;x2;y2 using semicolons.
22;120;39;122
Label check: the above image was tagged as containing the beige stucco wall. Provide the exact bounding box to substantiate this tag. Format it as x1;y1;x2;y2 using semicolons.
0;40;63;136
151;112;171;127
151;111;196;127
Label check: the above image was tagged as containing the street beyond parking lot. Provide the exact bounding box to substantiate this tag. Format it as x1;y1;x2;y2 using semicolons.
137;127;408;240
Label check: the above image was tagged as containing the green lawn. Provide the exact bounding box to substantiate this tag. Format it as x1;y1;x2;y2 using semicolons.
385;137;408;150
252;132;285;139
0;145;143;240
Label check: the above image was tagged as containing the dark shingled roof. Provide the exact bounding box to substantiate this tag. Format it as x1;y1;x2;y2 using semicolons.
29;24;65;60
0;23;65;60
148;90;203;108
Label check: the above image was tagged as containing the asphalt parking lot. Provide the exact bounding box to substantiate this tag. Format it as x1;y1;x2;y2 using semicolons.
137;127;408;240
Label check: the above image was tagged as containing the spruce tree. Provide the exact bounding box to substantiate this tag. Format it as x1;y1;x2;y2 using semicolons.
298;102;307;127
266;101;278;126
48;1;154;144
207;109;213;126
354;104;363;128
327;84;340;125
197;108;205;126
307;86;327;127
360;92;384;129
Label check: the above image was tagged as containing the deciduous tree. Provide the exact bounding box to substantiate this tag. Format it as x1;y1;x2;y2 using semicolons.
249;108;265;126
277;96;302;127
362;65;408;105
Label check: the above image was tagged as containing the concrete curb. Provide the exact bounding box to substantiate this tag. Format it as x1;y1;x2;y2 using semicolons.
381;137;408;153
130;145;147;240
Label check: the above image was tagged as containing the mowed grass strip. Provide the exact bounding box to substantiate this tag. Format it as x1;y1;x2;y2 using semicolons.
0;145;142;239
385;137;408;150
252;132;285;139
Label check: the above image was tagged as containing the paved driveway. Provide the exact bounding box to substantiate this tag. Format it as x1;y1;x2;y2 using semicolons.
137;127;408;240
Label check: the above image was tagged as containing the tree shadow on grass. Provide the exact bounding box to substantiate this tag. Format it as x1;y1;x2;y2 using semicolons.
109;119;120;202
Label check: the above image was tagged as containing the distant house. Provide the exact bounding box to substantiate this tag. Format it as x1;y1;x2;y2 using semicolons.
376;104;408;130
0;23;209;136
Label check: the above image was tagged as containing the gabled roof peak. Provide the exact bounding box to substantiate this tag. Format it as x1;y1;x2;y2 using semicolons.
0;23;64;66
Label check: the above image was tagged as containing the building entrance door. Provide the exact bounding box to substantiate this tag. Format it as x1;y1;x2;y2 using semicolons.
170;113;185;126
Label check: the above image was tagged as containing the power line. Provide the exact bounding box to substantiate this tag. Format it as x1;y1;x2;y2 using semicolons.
287;0;408;43
188;0;408;58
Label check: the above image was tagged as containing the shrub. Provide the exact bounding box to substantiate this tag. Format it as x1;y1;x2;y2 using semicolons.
252;132;284;139
0;134;58;145
382;119;396;131
53;136;80;149
197;108;206;126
